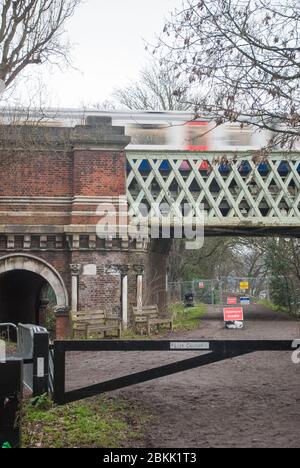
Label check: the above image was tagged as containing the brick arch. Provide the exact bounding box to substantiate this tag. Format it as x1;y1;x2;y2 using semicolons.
0;254;68;307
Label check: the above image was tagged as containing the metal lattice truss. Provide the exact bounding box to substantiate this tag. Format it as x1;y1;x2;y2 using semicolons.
126;151;300;230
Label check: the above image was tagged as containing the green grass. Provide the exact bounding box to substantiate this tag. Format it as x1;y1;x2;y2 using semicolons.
22;395;150;448
258;299;290;314
54;304;208;342
121;328;152;340
170;303;207;331
119;304;206;338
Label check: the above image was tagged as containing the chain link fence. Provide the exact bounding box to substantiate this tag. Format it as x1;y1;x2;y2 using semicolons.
168;279;223;305
219;277;270;303
168;275;300;315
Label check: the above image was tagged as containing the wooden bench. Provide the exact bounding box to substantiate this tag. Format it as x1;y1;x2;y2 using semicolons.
132;305;173;336
71;310;122;339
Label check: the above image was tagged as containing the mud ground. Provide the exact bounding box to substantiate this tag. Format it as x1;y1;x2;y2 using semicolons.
66;305;300;448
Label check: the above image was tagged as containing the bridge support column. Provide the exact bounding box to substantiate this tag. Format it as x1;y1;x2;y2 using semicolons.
144;240;172;310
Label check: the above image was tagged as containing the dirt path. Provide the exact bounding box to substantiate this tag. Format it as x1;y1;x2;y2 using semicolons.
66;305;300;448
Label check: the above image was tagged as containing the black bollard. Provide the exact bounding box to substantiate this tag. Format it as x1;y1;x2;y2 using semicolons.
0;359;23;449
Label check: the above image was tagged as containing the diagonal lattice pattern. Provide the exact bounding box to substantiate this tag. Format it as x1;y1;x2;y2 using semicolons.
126;151;300;228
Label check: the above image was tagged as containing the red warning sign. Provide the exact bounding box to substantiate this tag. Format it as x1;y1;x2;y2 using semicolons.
227;297;237;305
223;307;244;322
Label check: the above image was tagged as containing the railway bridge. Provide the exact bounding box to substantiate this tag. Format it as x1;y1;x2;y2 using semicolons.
0;116;299;337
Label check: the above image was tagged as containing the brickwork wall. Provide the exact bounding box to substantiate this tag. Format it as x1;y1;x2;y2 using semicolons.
0;118;169;337
73;150;126;197
0;150;73;198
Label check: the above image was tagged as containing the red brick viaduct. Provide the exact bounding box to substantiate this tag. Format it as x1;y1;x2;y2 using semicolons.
0;116;169;337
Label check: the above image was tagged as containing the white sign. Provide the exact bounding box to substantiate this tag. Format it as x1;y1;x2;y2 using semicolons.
170;342;210;350
37;358;45;377
83;264;97;276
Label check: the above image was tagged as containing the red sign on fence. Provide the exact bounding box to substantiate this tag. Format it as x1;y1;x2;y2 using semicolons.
223;307;244;322
199;282;205;289
227;297;237;305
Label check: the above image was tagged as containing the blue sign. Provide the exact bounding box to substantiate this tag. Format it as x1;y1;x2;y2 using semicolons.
240;297;250;305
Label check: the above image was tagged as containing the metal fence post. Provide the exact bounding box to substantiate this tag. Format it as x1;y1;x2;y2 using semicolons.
32;331;49;397
53;342;66;405
219;279;223;305
267;276;271;301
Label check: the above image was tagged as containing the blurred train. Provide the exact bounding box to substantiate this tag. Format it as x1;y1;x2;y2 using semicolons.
0;108;296;176
1;108;271;149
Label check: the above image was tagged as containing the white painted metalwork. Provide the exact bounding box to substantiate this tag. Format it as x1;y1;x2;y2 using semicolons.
126;151;300;228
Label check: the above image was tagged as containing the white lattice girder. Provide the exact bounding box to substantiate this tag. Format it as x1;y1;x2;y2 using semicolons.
126;151;300;227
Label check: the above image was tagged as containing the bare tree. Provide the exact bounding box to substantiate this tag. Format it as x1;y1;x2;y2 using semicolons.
157;0;300;148
0;0;81;90
91;100;117;111
114;61;192;111
168;237;239;283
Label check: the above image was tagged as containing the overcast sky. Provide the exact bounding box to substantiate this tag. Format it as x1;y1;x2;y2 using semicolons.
13;0;183;109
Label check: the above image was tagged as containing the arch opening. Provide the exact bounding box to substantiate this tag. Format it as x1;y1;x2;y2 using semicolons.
0;254;68;336
0;270;56;327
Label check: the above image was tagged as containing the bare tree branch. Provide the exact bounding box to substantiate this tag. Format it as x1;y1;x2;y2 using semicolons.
0;0;81;89
157;0;300;148
113;61;192;111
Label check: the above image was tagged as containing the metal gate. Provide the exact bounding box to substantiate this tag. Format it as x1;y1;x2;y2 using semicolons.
168;279;222;305
168;276;273;306
52;339;295;405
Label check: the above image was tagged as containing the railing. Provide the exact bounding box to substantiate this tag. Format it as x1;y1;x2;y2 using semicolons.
0;323;18;342
126;151;300;230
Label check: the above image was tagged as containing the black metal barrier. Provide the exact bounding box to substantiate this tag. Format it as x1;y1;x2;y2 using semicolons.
0;359;22;449
17;325;49;397
53;339;294;405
